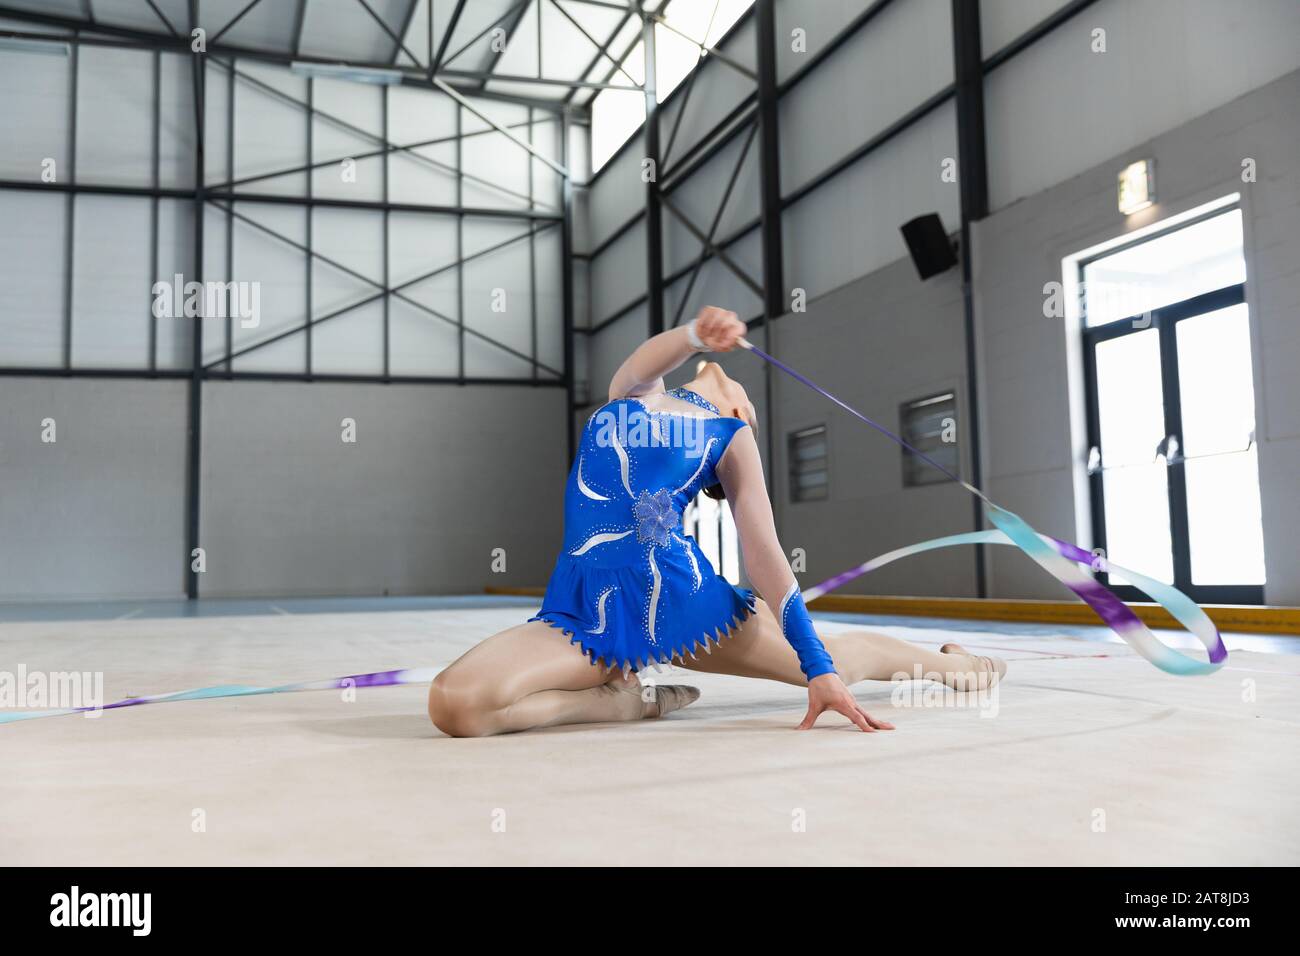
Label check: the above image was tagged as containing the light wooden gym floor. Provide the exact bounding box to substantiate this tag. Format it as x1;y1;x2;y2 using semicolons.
2;599;1296;866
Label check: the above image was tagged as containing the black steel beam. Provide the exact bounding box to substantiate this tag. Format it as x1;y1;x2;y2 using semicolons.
781;85;953;209
356;0;423;69
62;39;78;371
185;13;205;600
390;0;422;64
562;3;633;106
210;199;564;375
0;368;562;387
291;0;308;56
439;67;631;92
439;0;529;70
951;0;989;598
983;0;1103;72
430;0;467;74
585;2;756;189
754;0;781;493
659;195;762;298
149;49;161;373
560;110;577;463
641;8;663;336
305;76;314;378
211;0;264;46
478;0;532;91
754;0;783;322
206;190;561;220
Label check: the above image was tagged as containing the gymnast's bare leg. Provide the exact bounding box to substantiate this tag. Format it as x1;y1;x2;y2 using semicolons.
427;621;698;738
677;600;1006;728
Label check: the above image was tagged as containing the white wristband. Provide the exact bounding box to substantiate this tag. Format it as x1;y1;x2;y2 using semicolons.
685;319;711;353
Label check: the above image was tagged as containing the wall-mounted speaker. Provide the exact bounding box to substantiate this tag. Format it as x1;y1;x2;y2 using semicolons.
900;213;958;280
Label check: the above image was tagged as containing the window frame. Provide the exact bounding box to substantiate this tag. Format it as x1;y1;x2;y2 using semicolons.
1079;207;1262;605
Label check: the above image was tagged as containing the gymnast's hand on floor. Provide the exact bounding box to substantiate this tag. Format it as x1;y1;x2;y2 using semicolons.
798;673;896;733
692;306;747;352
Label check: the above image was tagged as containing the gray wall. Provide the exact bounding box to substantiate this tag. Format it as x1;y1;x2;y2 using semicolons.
198;381;567;598
0;378;189;602
0;377;566;601
975;68;1300;603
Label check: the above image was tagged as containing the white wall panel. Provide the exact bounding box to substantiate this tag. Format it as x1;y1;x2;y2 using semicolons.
665;230;764;325
231;62;309;197
311;76;385;202
586;131;644;248
386;84;459;207
70;195;151;368
158;53;195;189
985;0;1300;211
589;221;646;323
203;59;231;187
311;207;385;374
979;0;1075;56
534;226;565;374
655;17;758;174
75;46;152;187
0;42;70;181
783;100;959;301
154;198;193;370
460;99;532;212
229;202;307;373
0;190;66;367
779;0;952;196
585;307;647;408
462;217;536;378
528;116;565;212
775;0;876;82
663;128;761;276
388;293;460;377
200;205;231;368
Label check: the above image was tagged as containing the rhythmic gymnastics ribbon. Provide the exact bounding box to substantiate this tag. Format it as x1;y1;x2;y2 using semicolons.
1;341;1225;726
0;667;440;725
738;337;1226;677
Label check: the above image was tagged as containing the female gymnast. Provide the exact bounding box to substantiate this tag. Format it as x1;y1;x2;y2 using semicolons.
428;307;1005;737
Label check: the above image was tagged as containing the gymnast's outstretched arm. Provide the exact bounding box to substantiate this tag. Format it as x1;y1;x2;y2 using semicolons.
716;425;893;733
607;306;739;400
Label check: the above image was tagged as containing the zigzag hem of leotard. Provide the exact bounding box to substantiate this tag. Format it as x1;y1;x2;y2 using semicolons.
528;590;757;673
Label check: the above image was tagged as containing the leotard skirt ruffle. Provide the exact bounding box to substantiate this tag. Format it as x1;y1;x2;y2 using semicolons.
529;552;756;672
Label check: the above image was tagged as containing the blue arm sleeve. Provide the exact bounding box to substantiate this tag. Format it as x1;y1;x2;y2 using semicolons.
778;584;837;681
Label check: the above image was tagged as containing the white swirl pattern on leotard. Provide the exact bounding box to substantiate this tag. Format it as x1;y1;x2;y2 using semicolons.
647;549;662;645
673;437;718;495
609;428;634;498
576;457;610;501
673;532;702;591
587;586;617;634
571;529;634;556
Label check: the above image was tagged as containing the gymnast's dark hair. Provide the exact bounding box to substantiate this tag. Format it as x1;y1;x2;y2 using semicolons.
703;483;726;501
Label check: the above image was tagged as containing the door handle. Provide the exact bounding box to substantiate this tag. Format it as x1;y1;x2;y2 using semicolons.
1154;434;1182;465
1086;445;1102;476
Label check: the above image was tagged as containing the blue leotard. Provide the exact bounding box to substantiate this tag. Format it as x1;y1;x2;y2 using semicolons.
530;387;757;671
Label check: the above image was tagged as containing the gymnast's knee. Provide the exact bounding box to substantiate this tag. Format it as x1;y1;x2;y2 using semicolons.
427;670;495;738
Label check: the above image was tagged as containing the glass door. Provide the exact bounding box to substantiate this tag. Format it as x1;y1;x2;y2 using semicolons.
1081;208;1265;603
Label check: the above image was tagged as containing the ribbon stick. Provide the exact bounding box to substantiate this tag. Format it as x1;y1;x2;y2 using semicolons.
0;667;441;726
739;338;1226;676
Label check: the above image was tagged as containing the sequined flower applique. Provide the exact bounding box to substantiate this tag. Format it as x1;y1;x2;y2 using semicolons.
633;488;679;547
